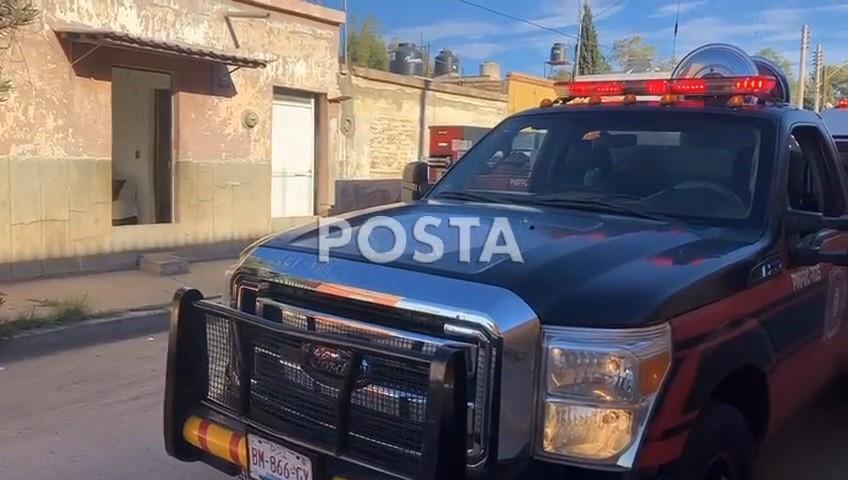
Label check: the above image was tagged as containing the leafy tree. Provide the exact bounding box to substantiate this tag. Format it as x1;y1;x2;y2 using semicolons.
610;36;656;72
823;64;848;106
346;16;388;70
0;0;38;102
753;48;800;104
577;3;610;75
550;68;571;81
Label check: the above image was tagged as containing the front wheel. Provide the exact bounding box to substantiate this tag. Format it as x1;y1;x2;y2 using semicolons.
666;402;756;480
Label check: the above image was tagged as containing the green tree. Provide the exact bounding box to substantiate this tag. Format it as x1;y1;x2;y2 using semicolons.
610;36;656;72
0;0;38;102
753;48;799;104
577;3;609;75
824;64;848;106
346;17;388;70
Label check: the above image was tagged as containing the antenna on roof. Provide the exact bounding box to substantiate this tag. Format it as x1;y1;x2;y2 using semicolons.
671;0;681;63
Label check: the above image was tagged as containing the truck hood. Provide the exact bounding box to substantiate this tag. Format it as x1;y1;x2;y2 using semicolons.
258;201;764;327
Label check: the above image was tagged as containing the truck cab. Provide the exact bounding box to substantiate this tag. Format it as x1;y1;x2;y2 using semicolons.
163;45;848;480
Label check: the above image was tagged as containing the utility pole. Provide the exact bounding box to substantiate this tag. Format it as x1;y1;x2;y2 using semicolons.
572;0;584;81
797;25;809;109
814;44;823;112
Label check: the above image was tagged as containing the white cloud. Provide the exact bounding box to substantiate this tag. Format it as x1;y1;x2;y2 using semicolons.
650;1;705;18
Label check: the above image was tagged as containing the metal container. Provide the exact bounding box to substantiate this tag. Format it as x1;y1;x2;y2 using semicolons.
390;42;424;76
434;48;459;76
550;42;568;65
479;61;501;79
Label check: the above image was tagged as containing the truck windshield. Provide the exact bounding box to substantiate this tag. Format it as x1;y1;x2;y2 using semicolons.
429;110;777;227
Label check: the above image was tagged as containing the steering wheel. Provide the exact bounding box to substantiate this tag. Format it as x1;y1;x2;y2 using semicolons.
663;181;747;210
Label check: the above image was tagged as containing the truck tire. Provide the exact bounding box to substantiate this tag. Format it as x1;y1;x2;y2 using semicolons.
666;402;756;480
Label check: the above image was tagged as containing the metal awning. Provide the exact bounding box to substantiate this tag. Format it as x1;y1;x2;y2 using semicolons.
54;23;269;69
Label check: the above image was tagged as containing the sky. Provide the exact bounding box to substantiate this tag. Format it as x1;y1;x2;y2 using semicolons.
330;0;848;78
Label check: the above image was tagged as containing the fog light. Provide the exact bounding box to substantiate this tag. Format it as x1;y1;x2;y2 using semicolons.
543;402;634;460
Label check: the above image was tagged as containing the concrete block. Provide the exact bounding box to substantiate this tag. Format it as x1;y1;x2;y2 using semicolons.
0;157;11;263
11;223;44;263
42;220;70;259
139;252;189;276
9;158;42;224
40;158;70;221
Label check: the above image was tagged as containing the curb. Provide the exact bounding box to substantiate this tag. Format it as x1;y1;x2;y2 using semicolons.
0;294;223;362
0;308;169;363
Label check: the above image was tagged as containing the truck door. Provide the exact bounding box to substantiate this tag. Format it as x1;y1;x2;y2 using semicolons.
767;127;848;427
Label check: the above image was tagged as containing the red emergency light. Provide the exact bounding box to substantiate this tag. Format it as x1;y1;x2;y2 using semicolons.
554;75;777;100
836;98;848;109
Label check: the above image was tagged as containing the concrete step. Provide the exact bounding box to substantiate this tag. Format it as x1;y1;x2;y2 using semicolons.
138;253;189;276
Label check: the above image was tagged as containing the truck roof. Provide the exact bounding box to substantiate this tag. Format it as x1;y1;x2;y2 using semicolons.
515;101;806;121
821;108;848;136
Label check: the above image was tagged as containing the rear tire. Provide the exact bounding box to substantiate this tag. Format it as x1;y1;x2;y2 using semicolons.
666;402;756;480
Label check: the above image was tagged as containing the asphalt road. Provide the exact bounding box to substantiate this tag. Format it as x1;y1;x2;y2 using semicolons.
0;335;845;480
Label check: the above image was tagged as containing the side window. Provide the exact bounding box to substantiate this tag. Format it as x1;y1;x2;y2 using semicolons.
788;129;829;214
472;126;547;192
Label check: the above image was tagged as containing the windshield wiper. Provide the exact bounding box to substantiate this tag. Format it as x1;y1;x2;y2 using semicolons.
528;193;676;223
431;190;511;204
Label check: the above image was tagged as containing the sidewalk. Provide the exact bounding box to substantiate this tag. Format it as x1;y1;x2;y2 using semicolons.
0;258;235;323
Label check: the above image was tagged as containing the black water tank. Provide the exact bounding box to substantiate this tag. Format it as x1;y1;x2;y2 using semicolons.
434;48;459;76
550;42;568;64
390;42;424;76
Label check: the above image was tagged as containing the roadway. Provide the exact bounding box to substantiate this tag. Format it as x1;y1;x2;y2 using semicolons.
0;335;845;480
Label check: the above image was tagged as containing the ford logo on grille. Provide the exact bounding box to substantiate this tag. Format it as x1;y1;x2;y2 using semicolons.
301;343;370;388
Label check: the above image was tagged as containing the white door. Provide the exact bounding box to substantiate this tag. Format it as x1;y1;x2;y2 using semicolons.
271;94;315;217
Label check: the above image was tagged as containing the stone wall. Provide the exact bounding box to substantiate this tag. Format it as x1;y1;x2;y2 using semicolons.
341;67;508;179
0;0;342;276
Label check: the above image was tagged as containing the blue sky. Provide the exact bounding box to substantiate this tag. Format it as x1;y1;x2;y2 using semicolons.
335;0;848;77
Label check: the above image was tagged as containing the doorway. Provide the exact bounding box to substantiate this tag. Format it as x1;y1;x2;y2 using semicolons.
111;67;173;226
271;92;316;218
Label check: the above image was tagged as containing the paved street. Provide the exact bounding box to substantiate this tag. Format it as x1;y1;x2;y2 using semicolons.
0;335;845;480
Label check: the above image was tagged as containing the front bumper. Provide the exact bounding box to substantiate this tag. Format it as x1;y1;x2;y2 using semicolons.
164;288;469;480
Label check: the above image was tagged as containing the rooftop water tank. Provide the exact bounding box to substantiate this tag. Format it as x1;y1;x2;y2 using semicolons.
390;42;424;76
434;49;459;76
550;42;568;65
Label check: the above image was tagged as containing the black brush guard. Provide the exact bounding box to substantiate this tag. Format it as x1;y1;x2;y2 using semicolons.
164;288;468;480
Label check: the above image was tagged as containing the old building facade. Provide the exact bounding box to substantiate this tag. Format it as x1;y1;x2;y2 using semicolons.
0;0;516;280
0;0;345;279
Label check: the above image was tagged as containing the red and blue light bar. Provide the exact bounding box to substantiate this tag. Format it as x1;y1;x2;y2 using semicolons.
555;75;777;99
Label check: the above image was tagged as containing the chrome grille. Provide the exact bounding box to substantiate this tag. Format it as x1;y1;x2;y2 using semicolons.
249;294;496;468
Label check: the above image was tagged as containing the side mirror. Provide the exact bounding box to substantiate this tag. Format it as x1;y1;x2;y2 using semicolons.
401;161;430;201
786;209;848;266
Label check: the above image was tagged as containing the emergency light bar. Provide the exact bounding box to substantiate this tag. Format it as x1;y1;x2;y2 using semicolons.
836;98;848;109
555;75;777;99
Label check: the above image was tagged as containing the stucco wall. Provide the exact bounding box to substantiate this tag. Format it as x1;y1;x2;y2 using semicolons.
343;68;508;179
507;72;557;114
0;0;342;272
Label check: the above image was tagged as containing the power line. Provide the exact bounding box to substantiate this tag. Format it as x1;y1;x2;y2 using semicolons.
595;0;625;20
457;0;614;50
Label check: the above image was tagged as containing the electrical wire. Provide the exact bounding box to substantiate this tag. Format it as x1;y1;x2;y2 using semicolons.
457;0;615;50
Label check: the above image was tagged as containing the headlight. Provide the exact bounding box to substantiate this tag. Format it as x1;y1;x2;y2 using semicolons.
538;323;671;469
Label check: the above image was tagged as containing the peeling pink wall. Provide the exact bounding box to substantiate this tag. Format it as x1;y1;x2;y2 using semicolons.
0;0;343;267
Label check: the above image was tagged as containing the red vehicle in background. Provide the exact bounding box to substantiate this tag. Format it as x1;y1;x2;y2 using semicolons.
426;125;490;182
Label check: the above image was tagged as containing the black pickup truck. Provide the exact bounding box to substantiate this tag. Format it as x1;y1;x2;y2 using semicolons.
164;45;848;480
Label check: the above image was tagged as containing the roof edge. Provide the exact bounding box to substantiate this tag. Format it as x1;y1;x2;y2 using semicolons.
233;0;345;25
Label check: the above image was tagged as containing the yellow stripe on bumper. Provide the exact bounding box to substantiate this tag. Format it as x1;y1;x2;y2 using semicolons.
182;416;247;467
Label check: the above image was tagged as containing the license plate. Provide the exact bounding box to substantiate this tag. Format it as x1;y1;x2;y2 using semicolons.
248;434;313;480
